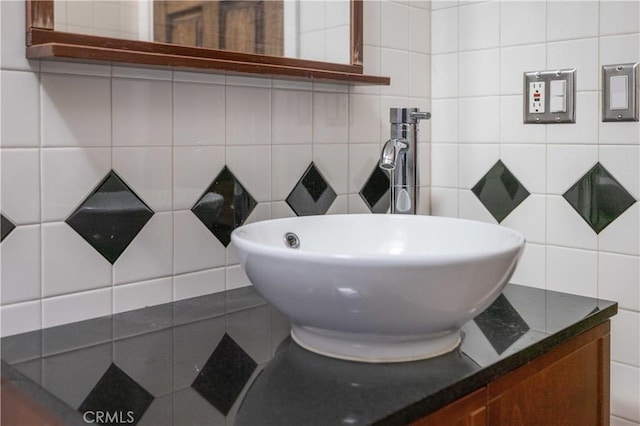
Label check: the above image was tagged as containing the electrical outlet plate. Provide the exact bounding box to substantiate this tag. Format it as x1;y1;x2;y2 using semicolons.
523;69;576;124
602;63;639;122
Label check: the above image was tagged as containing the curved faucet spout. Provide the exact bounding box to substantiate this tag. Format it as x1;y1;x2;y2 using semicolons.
379;138;408;171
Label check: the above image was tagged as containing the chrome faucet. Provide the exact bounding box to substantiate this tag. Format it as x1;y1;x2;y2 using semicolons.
379;108;430;214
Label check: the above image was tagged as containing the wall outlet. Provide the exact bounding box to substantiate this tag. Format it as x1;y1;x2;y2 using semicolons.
529;81;545;114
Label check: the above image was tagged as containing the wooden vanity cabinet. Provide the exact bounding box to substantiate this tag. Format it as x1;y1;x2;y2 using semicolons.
413;321;611;426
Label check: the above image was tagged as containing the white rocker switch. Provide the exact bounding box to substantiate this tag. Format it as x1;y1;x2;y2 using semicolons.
610;75;629;110
550;79;567;113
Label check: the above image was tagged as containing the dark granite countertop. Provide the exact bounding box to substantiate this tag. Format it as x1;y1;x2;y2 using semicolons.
1;284;617;426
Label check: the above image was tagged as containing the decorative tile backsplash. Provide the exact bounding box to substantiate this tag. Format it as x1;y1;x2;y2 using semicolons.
286;163;337;216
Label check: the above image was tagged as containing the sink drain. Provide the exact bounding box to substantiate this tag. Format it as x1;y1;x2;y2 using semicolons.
284;232;300;249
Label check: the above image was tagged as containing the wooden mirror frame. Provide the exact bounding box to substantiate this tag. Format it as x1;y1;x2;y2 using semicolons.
25;0;389;84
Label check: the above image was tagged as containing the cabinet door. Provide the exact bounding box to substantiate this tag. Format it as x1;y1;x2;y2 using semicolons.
412;387;487;426
487;322;610;426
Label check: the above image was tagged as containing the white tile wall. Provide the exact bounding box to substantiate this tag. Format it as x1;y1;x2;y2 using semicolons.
0;1;431;339
431;1;640;423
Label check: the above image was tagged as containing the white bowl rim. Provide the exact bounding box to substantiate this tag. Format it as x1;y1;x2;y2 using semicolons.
231;214;525;265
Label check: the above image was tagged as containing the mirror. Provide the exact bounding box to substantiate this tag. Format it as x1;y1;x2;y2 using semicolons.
26;0;389;84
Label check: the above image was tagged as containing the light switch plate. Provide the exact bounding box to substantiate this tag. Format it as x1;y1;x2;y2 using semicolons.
602;63;639;122
523;69;576;124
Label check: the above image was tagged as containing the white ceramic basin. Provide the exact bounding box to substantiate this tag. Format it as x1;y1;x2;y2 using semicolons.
231;214;525;363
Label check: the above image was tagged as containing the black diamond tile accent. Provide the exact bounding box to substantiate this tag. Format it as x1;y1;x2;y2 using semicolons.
474;294;530;355
286;163;337;216
1;214;16;243
563;162;637;234
192;166;257;247
78;363;154;426
472;160;530;223
360;165;391;214
66;171;154;264
191;333;257;416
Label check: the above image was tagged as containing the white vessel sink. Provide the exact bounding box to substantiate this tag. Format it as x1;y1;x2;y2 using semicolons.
231;214;525;363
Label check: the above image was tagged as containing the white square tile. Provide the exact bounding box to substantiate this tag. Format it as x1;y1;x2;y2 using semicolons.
173;146;225;210
174;211;226;275
1;225;40;305
546;92;599;144
226;265;252;290
610;416;638;426
546;1;598;42
363;0;381;47
41;74;111;147
458;189;497;223
272;145;312;200
431;143;459;188
458;97;500;143
112;78;172;146
1;301;41;337
600;1;640;36
313;144;349;195
432;7;458;54
354;45;382;96
410;7;430;54
432;0;459;11
113;212;172;285
546;144;598;194
41;148;111;222
502;195;546;244
509;243;546;289
381;49;410;97
348;194;372;214
0;71;40;147
598;252;640;312
418;142;431;187
226;75;272;88
500;144;546;193
40;60;111;77
272;89;312;145
459;1;499;51
112;66;171;80
313;92;349;143
173;71;225;85
600;146;640;199
381;1;409;50
409;53;430;99
0;0;39;71
546;195;598;250
500;95;547;144
500;1;546;47
226;86;271;145
1;149;40;224
547;38;598;92
599;120;640;145
173;82;225;146
42;288;112;329
348;143;381;194
112;147;172;212
327;195;349;215
431;99;459;142
173;268;226;302
546;246;597;298
610;362;640;423
599;204;640;256
325;1;349;28
500;44;546;95
114;277;173;314
459;49;499;97
431;54;458;99
611;309;640;367
312;82;349;93
458;143;500;188
272;201;297;219
349;94;381;143
430;187;459;218
600;34;640;66
226;146;271;202
42;222;112;297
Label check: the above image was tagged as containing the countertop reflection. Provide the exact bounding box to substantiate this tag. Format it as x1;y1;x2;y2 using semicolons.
1;284;617;426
